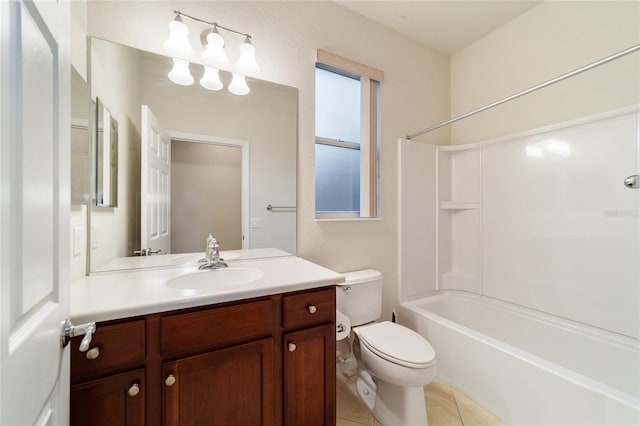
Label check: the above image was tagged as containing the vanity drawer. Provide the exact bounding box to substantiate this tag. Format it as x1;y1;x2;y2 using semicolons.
71;319;146;382
282;287;335;329
161;299;273;357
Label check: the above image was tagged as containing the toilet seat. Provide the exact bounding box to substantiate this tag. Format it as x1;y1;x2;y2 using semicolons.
354;321;435;369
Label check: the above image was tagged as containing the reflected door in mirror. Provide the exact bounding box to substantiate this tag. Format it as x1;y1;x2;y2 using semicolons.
141;105;171;254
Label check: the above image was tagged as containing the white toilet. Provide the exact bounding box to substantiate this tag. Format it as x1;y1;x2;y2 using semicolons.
336;269;436;426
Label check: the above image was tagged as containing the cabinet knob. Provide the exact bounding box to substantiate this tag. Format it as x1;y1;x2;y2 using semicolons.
85;347;100;360
128;383;140;397
165;374;176;387
288;342;297;352
308;305;317;314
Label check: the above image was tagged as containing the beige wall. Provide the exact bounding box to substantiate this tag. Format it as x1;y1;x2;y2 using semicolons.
171;141;242;252
87;1;450;318
70;0;87;80
448;1;640;145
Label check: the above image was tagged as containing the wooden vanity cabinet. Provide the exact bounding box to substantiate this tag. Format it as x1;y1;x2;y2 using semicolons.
70;286;336;426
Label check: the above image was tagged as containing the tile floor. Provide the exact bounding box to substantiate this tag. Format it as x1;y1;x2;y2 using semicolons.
336;378;507;426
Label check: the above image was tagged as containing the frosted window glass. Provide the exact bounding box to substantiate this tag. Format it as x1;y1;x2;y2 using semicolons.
315;144;360;212
315;68;361;143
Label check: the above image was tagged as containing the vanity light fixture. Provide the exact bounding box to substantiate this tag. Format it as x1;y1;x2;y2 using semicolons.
200;66;223;91
163;10;259;95
163;15;195;59
201;28;229;69
235;36;260;76
228;73;250;96
168;58;195;86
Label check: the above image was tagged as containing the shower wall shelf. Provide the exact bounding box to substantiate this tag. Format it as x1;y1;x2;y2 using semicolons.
437;144;482;294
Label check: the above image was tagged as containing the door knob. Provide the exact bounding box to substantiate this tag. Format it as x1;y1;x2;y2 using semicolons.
288;342;297;352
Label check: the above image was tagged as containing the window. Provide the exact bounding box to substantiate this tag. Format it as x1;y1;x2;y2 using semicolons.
315;50;382;219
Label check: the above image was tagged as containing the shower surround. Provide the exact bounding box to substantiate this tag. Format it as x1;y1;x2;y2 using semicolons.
397;106;640;425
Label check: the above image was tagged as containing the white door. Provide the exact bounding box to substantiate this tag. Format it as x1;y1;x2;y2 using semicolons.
0;0;70;425
141;105;171;255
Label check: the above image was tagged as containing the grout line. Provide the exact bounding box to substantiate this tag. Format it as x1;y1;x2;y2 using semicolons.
452;389;465;425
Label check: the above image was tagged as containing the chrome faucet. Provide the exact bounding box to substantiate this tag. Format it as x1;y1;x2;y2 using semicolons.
199;233;228;269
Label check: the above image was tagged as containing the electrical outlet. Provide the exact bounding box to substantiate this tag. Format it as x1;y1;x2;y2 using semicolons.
250;217;262;229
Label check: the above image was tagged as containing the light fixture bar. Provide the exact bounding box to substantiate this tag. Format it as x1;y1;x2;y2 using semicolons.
174;10;252;40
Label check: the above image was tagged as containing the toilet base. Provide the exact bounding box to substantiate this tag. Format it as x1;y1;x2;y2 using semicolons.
356;371;377;412
356;372;428;426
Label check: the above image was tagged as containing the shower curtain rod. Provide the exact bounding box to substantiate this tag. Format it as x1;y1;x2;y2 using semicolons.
406;43;640;140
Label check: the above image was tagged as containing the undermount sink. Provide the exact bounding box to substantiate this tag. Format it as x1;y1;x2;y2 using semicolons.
165;268;263;290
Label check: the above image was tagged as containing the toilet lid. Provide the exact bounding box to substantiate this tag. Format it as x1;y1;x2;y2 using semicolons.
354;321;435;369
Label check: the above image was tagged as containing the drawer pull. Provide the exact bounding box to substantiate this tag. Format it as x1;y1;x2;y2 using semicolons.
85;347;100;360
128;383;140;397
165;374;176;387
308;305;317;314
288;342;297;352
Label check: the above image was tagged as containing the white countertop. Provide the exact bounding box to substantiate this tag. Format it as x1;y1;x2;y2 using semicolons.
71;255;344;323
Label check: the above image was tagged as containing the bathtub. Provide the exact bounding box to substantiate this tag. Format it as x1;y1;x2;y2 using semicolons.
399;291;640;425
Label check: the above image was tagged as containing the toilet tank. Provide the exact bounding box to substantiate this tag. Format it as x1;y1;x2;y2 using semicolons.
336;269;382;326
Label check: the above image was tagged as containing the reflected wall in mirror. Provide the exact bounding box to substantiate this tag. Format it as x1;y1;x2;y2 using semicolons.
94;97;118;207
71;65;91;283
88;38;297;272
171;138;244;253
71;67;91;205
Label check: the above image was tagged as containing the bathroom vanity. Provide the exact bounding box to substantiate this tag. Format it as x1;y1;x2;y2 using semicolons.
69;255;342;425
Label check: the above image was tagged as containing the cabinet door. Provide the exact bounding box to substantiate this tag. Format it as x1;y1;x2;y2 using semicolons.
163;338;274;426
284;323;336;426
70;368;145;426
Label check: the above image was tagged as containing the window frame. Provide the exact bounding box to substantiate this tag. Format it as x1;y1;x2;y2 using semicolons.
314;50;383;219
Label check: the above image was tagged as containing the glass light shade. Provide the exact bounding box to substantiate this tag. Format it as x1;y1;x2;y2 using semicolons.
163;18;195;59
168;58;194;86
202;31;229;68
199;66;223;91
235;40;260;76
228;73;250;95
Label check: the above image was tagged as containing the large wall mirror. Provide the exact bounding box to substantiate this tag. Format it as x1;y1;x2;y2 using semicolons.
85;37;297;272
